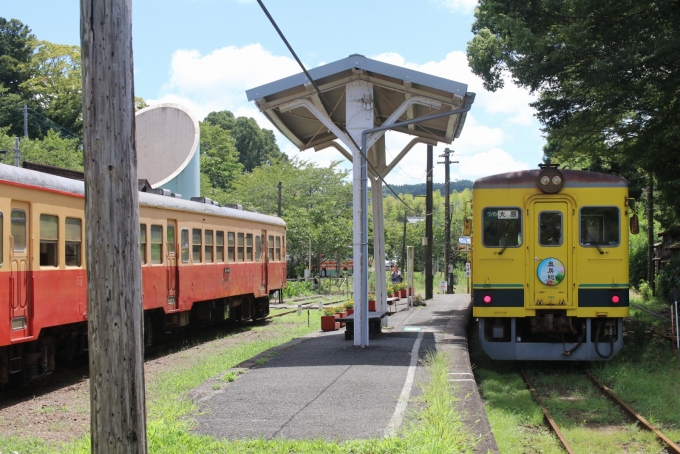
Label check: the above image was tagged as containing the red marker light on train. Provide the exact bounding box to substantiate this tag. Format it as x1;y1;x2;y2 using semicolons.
611;295;620;304
483;295;492;304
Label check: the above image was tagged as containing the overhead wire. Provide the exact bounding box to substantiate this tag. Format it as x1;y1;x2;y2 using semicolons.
255;0;419;213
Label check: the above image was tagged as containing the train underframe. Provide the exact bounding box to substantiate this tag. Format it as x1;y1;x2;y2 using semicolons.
0;294;272;386
479;311;623;361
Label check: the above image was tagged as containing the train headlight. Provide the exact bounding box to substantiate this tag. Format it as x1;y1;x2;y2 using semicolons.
537;164;564;194
611;295;620;304
483;295;492;304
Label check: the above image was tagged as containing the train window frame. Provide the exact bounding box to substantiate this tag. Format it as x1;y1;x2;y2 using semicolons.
237;232;244;262
11;209;27;252
482;207;523;248
579;206;620;247
140;224;148;265
205;230;214;263
538;211;563;247
216;231;224;263
167;224;175;255
227;232;235;262
181;229;189;263
255;235;261;262
0;212;3;266
192;228;202;263
276;236;281;261
40;214;59;267
150;224;163;264
268;235;274;260
65;217;82;267
245;233;253;262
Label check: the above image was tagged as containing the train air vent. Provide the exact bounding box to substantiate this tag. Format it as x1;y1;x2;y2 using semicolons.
223;203;243;210
148;188;171;196
191;197;212;204
171;193;182;199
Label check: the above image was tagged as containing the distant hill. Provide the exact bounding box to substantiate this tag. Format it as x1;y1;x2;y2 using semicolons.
380;180;473;197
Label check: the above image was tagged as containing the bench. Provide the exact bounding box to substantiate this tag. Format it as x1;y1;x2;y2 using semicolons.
335;311;388;340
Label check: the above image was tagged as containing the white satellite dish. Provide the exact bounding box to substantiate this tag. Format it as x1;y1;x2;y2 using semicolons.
135;103;200;199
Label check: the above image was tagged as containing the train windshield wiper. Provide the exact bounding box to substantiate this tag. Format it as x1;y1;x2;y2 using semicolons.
583;229;605;255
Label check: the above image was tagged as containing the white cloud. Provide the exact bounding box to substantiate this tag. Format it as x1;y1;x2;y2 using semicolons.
432;0;478;14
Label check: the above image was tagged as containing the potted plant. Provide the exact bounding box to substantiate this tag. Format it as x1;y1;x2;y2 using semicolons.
368;293;376;311
343;299;354;316
386;284;394;298
333;305;347;327
321;306;339;331
399;282;407;299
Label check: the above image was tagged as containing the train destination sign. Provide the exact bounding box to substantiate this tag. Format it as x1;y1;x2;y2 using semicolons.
486;209;519;219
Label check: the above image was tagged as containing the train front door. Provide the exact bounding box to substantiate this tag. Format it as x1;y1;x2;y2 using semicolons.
260;230;268;294
9;201;32;340
530;201;572;307
166;220;178;311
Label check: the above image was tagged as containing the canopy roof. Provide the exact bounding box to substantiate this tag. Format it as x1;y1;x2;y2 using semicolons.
246;54;475;151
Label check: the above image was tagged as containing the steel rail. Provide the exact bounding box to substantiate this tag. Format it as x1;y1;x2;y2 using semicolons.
518;368;575;454
630;303;671;322
584;369;680;453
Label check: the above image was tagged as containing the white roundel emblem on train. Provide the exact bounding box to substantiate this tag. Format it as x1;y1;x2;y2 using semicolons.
537;258;565;286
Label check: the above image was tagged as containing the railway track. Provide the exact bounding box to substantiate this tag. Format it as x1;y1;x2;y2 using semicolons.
519;366;680;453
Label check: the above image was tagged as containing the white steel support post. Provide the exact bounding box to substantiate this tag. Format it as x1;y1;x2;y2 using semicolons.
346;81;374;347
371;178;387;321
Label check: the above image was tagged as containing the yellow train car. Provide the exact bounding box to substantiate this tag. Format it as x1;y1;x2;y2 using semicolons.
469;164;637;360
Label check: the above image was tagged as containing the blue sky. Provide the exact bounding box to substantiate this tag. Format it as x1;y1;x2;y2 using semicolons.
5;0;546;185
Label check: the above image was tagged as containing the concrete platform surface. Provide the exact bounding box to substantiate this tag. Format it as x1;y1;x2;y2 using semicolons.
192;293;498;452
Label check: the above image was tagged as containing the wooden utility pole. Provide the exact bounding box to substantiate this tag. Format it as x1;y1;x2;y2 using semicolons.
647;171;655;296
80;1;147;452
425;144;433;300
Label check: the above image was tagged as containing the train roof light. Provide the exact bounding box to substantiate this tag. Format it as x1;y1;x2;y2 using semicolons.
537;163;564;194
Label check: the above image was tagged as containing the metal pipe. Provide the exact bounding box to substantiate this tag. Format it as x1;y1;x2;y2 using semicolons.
14;137;20;167
425;144;433;300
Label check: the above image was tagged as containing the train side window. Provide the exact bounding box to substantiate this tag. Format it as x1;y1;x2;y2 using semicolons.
192;228;202;263
255;235;261;262
0;212;3;265
282;235;285;259
482;208;522;247
237;233;244;262
216;231;224;262
150;225;163;264
580;207;620;247
40;214;59;267
11;209;26;252
205;230;214;263
227;232;235;262
246;233;253;261
140;224;147;265
181;229;189;263
65;218;82;266
539;212;562;246
268;235;274;260
276;236;281;261
167;225;175;255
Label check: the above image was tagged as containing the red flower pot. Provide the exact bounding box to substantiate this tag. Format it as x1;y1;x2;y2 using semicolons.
335;311;347;327
368;299;376;311
321;315;339;331
345;309;354;316
400;289;407;298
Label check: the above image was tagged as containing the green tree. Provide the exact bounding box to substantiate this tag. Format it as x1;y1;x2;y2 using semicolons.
0;127;82;169
0;17;36;136
204;110;288;172
467;0;680;225
199;121;243;196
228;159;352;277
20;40;82;135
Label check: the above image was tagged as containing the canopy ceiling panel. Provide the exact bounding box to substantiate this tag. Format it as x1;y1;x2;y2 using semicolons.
246;54;475;151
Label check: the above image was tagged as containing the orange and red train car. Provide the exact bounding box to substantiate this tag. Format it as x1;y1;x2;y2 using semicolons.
0;163;286;384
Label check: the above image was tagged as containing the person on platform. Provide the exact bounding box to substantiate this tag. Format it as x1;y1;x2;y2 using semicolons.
391;265;403;283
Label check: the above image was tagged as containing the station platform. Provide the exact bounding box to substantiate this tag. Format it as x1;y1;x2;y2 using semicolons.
191;293;498;452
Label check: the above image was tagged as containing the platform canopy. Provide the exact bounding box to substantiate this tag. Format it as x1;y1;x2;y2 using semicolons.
246;54;474;150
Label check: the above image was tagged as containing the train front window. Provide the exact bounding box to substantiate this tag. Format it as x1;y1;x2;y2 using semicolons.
228;232;235;262
276;236;281;261
539;212;562;246
140;224;147;265
151;225;163;264
11;209;26;252
181;229;189;263
268;235;274;260
580;207;620;246
40;214;59;267
192;229;202;263
237;233;244;262
255;235;261;262
167;225;175;255
482;208;522;247
65;218;82;266
205;230;213;263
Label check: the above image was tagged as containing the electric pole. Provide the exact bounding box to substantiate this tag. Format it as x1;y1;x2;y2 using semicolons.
277;181;282;217
23;104;28;138
425;144;433;300
438;148;458;294
81;0;148;452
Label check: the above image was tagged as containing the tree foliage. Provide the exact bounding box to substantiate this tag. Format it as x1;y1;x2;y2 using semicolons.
199;121;243;195
204;110;287;172
467;0;680;226
0;127;82;169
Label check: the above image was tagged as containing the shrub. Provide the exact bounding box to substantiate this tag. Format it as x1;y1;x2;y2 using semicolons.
657;255;680;302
